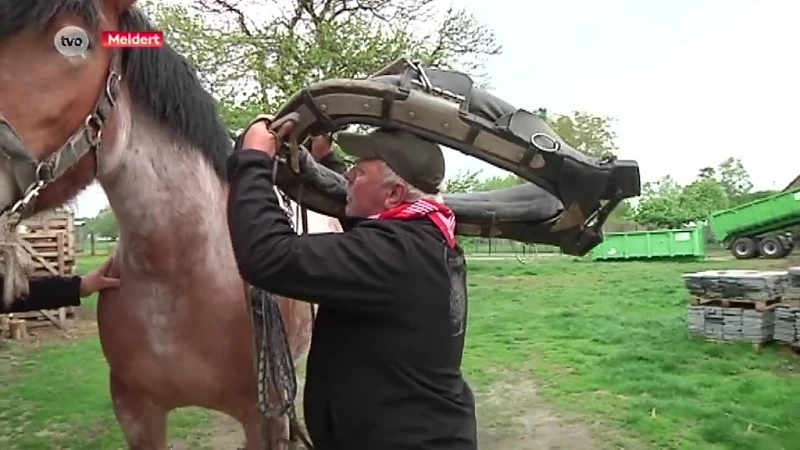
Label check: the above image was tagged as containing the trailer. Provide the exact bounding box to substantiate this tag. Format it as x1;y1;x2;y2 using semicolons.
708;187;800;259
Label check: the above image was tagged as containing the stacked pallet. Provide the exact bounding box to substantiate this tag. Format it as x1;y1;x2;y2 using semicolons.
0;209;77;337
774;267;800;348
683;270;785;344
18;210;77;277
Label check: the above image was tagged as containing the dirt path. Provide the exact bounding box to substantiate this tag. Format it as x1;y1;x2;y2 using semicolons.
190;376;602;450
475;378;599;450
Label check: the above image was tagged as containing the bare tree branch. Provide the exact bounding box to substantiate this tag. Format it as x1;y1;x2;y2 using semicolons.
194;0;254;36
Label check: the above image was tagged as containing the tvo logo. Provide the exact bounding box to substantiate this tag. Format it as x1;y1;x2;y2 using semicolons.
54;26;90;57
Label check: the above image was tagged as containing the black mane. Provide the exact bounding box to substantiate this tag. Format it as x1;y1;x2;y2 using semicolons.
0;1;233;180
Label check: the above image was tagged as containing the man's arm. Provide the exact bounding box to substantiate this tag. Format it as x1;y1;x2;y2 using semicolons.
0;275;82;314
318;151;348;175
226;149;407;312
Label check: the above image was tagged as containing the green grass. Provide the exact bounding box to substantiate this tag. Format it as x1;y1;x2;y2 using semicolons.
461;257;800;450
2;255;800;449
0;341;213;449
1;254;215;449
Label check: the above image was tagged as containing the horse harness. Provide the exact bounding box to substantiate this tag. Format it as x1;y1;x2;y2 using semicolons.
239;115;316;450
245;184;316;450
0;52;123;226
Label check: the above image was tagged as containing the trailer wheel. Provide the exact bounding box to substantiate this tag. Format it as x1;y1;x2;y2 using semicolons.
758;237;785;259
731;237;757;259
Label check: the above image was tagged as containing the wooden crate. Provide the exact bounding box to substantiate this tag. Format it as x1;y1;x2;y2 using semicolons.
1;210;78;335
19;211;77;276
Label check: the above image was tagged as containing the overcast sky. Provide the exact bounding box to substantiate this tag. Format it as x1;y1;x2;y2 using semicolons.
73;0;800;217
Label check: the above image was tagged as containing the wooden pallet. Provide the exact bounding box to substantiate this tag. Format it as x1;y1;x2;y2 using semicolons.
1;307;76;330
20;212;76;274
690;296;782;311
1;210;78;337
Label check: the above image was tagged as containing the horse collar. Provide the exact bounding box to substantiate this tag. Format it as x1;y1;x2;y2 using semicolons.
0;51;123;224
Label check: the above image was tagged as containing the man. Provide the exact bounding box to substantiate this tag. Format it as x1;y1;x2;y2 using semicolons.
226;118;476;450
0;256;119;314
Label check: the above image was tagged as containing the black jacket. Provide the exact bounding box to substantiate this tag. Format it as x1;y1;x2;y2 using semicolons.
0;275;82;314
226;149;477;450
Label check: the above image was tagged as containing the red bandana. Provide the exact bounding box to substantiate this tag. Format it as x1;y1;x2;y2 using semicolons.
370;199;457;248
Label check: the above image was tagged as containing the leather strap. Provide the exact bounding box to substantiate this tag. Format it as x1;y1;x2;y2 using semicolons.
0;52;122;220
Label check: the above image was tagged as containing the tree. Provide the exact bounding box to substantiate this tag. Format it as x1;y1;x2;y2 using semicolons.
608;200;633;222
141;0;502;131
735;189;779;205
679;176;728;223
85;207;119;240
632;175;685;228
443;169;482;194
631;163;742;229
716;157;753;205
546;111;619;158
476;174;525;191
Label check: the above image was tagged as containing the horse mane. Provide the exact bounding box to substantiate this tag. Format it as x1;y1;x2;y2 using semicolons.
0;1;99;39
0;1;234;181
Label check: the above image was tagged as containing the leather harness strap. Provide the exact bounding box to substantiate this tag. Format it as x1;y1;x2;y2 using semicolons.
0;51;123;225
238;114;315;450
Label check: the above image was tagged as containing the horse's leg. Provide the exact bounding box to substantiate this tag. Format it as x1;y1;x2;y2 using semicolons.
110;371;169;450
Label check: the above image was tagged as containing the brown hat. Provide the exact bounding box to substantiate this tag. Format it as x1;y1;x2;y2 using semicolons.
335;128;445;194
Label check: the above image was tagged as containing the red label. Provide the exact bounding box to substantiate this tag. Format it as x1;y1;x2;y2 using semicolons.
102;31;164;48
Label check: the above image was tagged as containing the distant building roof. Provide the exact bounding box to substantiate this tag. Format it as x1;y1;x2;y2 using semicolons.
785;174;800;191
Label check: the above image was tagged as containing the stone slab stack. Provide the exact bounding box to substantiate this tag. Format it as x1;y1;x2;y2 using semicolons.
682;270;786;344
785;266;800;304
774;267;800;348
682;270;787;301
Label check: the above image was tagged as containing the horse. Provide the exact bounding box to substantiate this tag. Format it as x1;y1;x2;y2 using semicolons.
0;1;342;448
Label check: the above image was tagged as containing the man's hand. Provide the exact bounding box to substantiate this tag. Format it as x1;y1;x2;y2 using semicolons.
241;115;296;158
80;256;121;297
310;134;333;161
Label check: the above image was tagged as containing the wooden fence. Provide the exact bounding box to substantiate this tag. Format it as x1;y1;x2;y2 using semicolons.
0;209;77;339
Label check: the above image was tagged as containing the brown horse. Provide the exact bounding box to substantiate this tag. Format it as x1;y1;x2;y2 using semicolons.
0;1;341;448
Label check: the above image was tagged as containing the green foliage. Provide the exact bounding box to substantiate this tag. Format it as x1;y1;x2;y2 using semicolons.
632;158;756;229
141;0;502;131
542;110;619;158
716;157;754;203
608;199;633;221
444;169;482;193
444;170;525;195
734;189;780;205
680;176;729;223
476;174;525;191
632;175;686;228
83;207;119;240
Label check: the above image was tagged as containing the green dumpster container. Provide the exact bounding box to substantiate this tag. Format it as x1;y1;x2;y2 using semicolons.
590;227;706;261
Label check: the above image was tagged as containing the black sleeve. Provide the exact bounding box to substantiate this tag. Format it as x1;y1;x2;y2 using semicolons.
226;149;407;312
318;151;349;175
0;275;82;314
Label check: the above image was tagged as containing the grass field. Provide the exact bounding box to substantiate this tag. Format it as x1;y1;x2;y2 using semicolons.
2;253;800;449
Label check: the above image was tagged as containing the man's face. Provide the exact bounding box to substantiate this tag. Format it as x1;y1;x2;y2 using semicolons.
344;159;408;217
